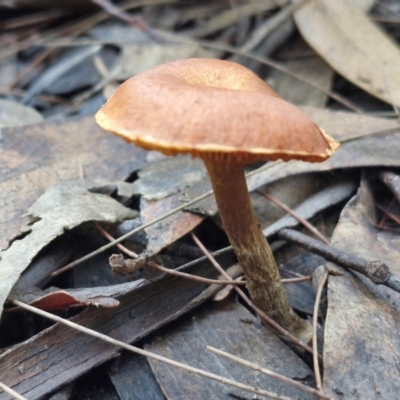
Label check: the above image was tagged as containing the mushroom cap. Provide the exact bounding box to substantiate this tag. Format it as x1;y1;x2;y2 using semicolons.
95;58;339;164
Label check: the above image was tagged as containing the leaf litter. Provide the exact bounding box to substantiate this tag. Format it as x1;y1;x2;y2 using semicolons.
2;1;400;399
323;178;400;398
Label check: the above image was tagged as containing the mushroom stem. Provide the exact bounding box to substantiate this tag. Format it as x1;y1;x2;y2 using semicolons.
203;157;308;335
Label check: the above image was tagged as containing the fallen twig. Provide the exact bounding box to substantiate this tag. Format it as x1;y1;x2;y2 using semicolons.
278;228;400;293
207;346;331;400
256;190;330;244
312;269;329;393
0;382;27;400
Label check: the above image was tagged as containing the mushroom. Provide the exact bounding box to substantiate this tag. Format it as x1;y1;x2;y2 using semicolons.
95;58;339;337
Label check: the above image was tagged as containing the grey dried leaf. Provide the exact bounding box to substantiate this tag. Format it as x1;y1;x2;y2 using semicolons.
0;179;137;319
0;99;43;131
132;155;206;201
324;178;400;398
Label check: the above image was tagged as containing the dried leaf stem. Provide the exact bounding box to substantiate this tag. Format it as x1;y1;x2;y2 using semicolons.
256;190;330;245
0;382;27;400
207;346;331;400
11;300;295;400
312;269;329;393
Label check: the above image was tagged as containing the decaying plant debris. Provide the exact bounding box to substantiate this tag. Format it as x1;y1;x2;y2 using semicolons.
1;1;400;399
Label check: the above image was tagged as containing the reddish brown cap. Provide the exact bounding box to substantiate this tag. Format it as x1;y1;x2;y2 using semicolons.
95;58;339;164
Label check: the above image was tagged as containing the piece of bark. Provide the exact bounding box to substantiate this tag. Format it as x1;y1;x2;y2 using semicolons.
0;258;237;400
146;300;315;399
323;178;400;398
0;116;146;250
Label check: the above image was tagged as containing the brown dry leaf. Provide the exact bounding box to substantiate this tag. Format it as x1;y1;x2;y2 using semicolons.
141;192;204;255
323;178;400;398
9;279;145;311
146;300;314;399
294;0;400;107
0;180;137;320
0;116;146;251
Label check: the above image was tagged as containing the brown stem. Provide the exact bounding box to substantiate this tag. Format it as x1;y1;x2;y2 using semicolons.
203;157;307;335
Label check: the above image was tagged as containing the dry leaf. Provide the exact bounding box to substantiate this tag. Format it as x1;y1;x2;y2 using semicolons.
0;116;146;250
0;180;137;320
323;178;400;398
294;0;400;107
0;99;43;131
9;279;144;311
132;155;206;201
141;192;204;255
23;45;102;103
90;25;218;81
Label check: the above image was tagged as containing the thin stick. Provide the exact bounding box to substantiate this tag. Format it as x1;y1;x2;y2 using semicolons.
207;346;331;400
95;223;245;286
0;382;27;400
377;204;400;224
257;190;330;245
281;276;312;283
312;270;329;393
11;300;294;400
147;260;246;286
278;228;400;293
190;233;320;359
